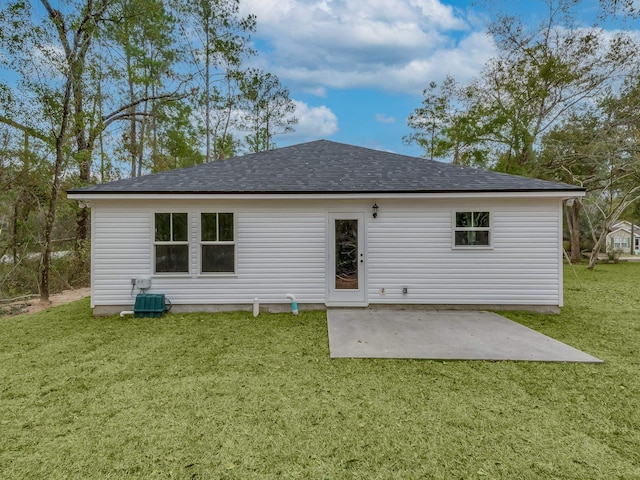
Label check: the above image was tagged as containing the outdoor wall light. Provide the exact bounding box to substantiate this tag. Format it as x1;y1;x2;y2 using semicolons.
372;203;379;218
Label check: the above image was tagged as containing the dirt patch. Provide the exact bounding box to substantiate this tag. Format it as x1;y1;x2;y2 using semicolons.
1;287;91;317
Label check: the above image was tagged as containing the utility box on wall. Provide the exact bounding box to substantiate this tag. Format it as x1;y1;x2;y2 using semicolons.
134;293;166;318
135;277;152;290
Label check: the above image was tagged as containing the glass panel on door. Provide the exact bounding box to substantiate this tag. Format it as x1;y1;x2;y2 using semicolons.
335;219;359;290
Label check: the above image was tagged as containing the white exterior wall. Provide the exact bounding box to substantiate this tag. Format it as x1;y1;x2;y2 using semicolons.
90;199;327;307
89;197;562;309
366;198;561;306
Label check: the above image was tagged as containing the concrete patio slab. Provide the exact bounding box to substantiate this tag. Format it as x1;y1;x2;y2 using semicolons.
327;309;603;363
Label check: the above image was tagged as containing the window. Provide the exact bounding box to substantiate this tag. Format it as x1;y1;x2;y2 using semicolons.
454;211;491;247
613;237;629;250
201;213;235;273
154;213;189;273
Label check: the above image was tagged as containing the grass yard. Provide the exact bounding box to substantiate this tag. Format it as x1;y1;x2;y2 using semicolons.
1;264;639;479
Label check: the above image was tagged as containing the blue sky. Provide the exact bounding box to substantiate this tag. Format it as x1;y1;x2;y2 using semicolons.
238;0;615;156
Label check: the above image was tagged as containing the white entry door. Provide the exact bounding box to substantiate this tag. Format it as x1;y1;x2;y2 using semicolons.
328;213;366;306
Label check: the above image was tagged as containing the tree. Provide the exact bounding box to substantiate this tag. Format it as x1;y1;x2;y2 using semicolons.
407;0;639;261
541;79;640;268
0;0;296;299
599;0;639;17
237;69;297;153
585;81;640;268
0;0;184;300
208;70;243;160
0;0;112;301
407;0;636;174
181;0;255;162
406;76;492;166
540;112;604;261
149;101;205;171
0;129;48;265
405;80;454;162
104;0;181;177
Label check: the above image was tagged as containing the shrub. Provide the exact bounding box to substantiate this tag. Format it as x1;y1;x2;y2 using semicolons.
0;246;90;300
606;248;622;263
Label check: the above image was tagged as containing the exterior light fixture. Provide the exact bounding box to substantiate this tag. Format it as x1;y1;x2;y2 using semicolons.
372;203;379;218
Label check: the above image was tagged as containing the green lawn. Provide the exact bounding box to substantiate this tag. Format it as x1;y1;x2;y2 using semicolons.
1;264;639;479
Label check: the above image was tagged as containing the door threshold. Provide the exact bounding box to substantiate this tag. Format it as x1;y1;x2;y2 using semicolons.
326;302;369;308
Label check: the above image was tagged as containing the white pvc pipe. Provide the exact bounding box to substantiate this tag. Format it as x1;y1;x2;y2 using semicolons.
253;297;260;317
120;310;135;317
286;294;299;316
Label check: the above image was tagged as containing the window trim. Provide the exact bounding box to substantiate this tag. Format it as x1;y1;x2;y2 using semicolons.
613;236;629;250
199;212;237;276
451;210;493;250
153;212;190;275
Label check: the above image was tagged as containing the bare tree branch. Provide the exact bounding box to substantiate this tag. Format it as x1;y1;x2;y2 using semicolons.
0;115;52;145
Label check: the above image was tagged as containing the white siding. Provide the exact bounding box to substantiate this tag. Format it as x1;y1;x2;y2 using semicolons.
91;200;326;306
90;197;562;308
92;208;151;305
367;198;561;305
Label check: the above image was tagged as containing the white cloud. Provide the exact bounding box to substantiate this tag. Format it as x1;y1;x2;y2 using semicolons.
285;100;339;141
240;0;495;94
28;42;68;80
302;86;329;98
375;113;396;124
193;99;337;148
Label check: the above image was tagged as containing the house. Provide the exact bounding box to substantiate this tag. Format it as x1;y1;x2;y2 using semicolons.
67;140;585;315
606;220;640;255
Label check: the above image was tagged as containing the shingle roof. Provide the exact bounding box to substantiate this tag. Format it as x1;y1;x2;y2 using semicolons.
68;140;584;195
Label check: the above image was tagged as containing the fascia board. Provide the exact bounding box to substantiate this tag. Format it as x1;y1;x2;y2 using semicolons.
67;190;586;202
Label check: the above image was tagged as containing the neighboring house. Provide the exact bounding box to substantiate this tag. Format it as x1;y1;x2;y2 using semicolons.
68;140;585;315
606;221;640;255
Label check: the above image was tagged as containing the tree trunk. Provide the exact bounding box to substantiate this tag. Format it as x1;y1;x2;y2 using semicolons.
40;140;66;302
205;18;211;163
588;229;609;269
72;72;91;246
136;80;150;177
565;201;582;262
570;214;581;261
588;218;616;270
11;201;18;263
99;127;105;183
219;72;234;160
151;84;158;165
127;53;137;178
34;0;107;301
76;161;91;245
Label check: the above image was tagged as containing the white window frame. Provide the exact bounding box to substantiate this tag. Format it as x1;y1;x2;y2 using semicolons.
452;210;493;249
613;237;629;250
199;212;237;275
153;212;190;275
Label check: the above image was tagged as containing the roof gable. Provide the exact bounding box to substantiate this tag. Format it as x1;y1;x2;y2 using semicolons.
611;220;640;232
608;227;640;237
69;140;585;195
